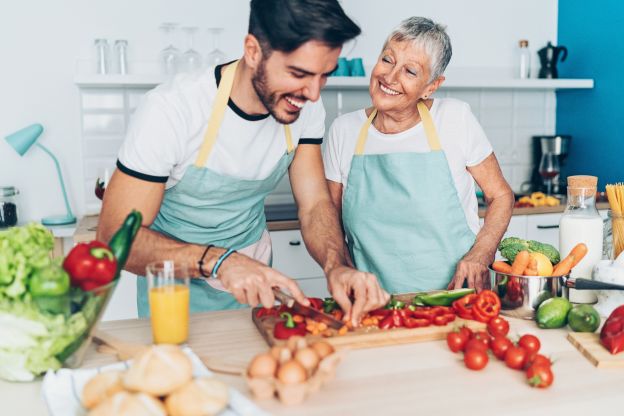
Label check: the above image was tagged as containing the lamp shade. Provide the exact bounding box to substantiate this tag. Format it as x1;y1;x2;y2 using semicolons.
5;123;43;156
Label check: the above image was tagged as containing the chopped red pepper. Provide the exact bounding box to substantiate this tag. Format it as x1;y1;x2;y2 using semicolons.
601;307;624;355
453;294;477;316
403;317;431;328
473;290;501;323
62;241;117;291
307;297;324;310
273;312;306;340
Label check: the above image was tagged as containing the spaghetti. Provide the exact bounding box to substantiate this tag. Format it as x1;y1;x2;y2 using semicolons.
606;183;624;259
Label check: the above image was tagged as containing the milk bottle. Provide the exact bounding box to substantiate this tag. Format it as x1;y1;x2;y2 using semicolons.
559;175;603;303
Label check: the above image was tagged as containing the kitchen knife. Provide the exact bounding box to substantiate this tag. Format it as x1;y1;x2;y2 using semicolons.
272;287;345;330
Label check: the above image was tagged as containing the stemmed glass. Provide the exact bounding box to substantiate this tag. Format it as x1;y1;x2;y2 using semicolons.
159;22;181;76
206;27;227;66
538;152;560;195
181;26;203;72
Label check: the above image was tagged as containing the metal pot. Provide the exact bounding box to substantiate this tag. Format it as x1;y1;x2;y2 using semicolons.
488;267;624;320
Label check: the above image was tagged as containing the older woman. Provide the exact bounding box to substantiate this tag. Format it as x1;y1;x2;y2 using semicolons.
323;17;514;293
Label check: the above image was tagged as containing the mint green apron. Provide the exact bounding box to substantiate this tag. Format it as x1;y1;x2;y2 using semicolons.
342;102;476;293
137;60;295;317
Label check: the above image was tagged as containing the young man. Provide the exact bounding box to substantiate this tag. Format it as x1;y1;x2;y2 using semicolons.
97;0;389;325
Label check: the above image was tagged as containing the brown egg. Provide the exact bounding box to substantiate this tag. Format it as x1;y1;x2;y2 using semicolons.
294;347;320;374
247;353;278;379
286;335;307;352
310;341;334;359
270;346;292;364
277;359;307;384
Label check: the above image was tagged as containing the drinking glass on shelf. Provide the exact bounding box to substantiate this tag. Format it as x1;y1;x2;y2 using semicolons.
146;260;190;345
206;27;227;66
181;26;203;72
159;22;181;76
538;152;560;195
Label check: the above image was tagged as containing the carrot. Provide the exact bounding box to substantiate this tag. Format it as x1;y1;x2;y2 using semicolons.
511;250;531;275
524;257;538;276
492;261;513;274
552;243;587;276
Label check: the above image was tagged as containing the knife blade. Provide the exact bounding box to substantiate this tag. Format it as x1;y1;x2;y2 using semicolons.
272;287;345;330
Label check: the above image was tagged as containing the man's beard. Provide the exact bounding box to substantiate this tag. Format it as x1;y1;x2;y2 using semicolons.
251;59;303;125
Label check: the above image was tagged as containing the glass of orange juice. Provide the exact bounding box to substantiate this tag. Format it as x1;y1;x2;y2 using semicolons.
146;260;190;344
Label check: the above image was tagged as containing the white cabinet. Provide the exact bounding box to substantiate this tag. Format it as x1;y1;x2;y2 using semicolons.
526;213;561;248
270;230;330;298
504;215;527;240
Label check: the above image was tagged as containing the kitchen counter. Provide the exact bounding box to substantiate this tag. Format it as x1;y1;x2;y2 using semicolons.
3;310;623;415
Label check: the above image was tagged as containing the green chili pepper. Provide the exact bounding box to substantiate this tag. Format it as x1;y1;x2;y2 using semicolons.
412;288;476;307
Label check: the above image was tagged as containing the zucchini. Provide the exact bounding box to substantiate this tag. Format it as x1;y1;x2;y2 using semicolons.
412;288;475;306
108;210;142;277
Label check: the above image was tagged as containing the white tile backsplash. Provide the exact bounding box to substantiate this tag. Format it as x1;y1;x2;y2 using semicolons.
78;86;555;213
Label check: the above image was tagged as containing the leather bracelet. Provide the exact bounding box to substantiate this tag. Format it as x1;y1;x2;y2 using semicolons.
211;248;236;279
198;244;214;278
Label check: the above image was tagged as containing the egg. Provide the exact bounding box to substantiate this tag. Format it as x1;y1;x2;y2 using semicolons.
277;359;307;384
247;353;278;379
270;346;292;364
310;341;334;359
294;347;320;374
286;335;307;352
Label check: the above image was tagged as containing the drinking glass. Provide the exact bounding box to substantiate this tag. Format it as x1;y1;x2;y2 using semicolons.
159;23;181;76
146;260;190;344
206;27;227;66
181;26;203;72
538;152;560;195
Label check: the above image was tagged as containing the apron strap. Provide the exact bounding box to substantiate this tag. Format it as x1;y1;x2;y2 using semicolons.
195;60;293;167
354;101;441;155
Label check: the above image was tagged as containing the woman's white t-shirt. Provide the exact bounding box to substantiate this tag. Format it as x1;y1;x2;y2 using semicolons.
323;98;492;234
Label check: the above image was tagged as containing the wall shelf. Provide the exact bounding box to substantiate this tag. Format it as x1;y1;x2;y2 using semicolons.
74;74;594;90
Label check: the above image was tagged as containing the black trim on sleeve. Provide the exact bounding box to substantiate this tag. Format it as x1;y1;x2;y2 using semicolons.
215;61;270;122
298;138;323;145
116;160;169;183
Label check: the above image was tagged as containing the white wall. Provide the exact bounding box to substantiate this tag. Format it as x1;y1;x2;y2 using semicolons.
1;0;558;223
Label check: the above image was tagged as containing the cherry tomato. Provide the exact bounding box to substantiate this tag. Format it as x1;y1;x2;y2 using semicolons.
530;354;552;368
490;336;513;360
505;346;528;370
464;348;489;370
471;331;492;349
465;338;489;352
518;334;541;356
458;326;473;340
447;331;469;353
526;364;554;388
487;316;510;337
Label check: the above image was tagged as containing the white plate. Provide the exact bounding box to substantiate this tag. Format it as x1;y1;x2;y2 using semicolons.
41;346;268;416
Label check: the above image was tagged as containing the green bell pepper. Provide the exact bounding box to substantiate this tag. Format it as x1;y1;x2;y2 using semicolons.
28;264;70;315
412;288;475;307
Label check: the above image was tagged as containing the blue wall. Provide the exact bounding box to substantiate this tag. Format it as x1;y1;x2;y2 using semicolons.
557;0;624;189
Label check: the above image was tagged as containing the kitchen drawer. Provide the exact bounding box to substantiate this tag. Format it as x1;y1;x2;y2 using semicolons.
271;230;325;279
526;213;561;248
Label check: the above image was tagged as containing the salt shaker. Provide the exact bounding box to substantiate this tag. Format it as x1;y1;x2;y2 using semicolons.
113;40;129;74
94;39;110;74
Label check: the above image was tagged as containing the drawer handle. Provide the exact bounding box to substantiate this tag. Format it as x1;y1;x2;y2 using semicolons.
537;225;559;229
289;240;301;246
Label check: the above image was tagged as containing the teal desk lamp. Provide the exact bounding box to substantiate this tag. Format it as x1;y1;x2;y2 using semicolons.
5;124;76;226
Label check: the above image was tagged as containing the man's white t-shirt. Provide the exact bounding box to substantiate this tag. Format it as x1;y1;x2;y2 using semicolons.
118;63;326;188
323;98;492;234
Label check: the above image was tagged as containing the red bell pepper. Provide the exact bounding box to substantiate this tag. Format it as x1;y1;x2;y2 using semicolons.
473;290;501;323
307;297;324;311
600;307;624;355
403;317;431;328
273;312;307;340
62;241;117;291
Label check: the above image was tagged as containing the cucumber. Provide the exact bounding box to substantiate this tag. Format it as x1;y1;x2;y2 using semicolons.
413;288;476;306
108;210;142;277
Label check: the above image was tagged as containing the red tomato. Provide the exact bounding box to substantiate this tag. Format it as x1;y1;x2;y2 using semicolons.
458;326;473;340
530;354;552;368
464;348;489;370
490;336;513;360
447;331;469;353
487;316;510;337
526;364;554;388
464;338;489;353
471;331;492;349
505;346;528;370
518;334;541;356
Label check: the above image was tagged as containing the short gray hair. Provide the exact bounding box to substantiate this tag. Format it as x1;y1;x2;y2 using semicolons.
383;17;452;82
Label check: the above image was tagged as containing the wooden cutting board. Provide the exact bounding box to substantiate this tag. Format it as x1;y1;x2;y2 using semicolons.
567;332;624;368
252;291;485;349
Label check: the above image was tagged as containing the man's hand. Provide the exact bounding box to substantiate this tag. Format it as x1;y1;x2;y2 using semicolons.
327;266;389;326
448;250;491;292
217;252;310;308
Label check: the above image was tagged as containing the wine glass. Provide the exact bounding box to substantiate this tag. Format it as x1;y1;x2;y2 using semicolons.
206;27;227;66
181;26;203;72
538;152;560;195
159;22;181;76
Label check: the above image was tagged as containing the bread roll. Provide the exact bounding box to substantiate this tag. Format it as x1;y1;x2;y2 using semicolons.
88;391;166;416
165;377;229;416
82;371;124;409
123;345;193;396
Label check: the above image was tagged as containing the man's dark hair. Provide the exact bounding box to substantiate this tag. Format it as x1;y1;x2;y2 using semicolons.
249;0;361;54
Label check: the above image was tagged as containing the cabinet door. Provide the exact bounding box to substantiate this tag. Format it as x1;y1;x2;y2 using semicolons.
526;213;561;248
270;230;325;279
504;215;527;240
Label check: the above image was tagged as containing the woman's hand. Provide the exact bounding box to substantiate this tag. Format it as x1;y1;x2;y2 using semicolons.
448;250;492;291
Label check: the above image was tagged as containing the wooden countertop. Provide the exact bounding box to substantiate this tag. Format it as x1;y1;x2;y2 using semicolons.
2;310;623;415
